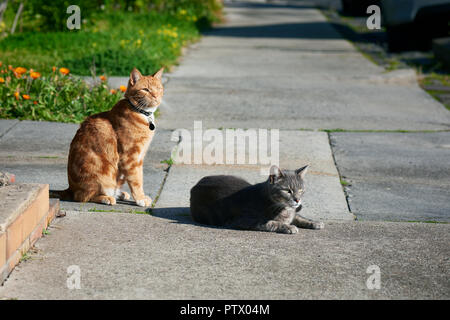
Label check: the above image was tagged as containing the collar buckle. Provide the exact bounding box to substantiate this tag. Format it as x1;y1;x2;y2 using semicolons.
127;98;155;131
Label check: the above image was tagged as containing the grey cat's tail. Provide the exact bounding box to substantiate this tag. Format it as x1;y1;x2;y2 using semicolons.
49;188;73;201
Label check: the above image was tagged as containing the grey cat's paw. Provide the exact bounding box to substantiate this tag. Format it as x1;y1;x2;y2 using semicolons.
312;221;325;230
280;224;298;234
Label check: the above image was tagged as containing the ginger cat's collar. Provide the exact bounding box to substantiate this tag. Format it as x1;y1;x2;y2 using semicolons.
127;98;155;130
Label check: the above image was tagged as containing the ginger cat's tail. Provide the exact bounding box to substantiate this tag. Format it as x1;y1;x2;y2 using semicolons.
49;188;73;201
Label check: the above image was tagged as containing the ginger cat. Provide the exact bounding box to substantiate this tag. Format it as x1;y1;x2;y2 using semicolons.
51;67;164;207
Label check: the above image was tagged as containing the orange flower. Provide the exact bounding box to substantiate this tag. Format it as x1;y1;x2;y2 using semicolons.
8;65;13;71
0;77;4;83
30;71;41;79
119;85;127;92
22;94;30;100
33;101;38;105
52;66;57;72
110;89;117;94
14;67;27;75
59;67;70;75
100;75;107;81
0;61;2;67
14;91;20;100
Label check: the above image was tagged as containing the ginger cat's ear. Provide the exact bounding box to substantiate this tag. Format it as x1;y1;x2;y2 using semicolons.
152;67;164;80
129;68;142;86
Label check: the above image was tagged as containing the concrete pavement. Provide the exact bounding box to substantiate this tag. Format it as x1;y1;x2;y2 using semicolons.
0;120;19;138
159;129;351;221
158;1;450;131
1;211;448;299
0;0;449;299
330;132;450;222
0;121;176;213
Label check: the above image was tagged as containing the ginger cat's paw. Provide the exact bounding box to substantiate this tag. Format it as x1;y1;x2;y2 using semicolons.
136;196;152;207
94;195;116;205
118;191;130;201
104;196;116;205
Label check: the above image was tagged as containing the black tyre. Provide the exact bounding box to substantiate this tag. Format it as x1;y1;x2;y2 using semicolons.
341;0;380;16
387;18;448;52
386;23;419;52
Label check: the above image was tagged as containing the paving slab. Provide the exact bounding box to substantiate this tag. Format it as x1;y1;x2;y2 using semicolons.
0;121;176;213
0;120;18;139
0;211;448;299
278;130;337;174
172;129;340;175
158;2;450;131
0;120;176;165
330;132;450;222
162;79;450;131
0;162;166;213
0;120;79;158
156;165;351;221
0;121;174;164
160;129;351;220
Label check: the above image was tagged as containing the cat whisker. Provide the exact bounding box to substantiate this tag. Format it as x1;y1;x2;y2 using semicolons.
138;101;147;109
138;99;150;109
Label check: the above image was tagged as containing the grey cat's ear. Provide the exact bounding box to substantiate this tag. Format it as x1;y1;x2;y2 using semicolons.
152;67;164;80
295;165;309;179
269;165;284;184
129;68;142;86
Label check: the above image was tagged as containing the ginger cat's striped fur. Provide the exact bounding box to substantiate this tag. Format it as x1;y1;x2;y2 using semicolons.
51;67;164;207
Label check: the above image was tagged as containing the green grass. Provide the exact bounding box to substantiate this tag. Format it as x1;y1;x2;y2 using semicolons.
20;252;31;262
88;207;122;213
340;179;350;186
385;59;402;72
425;90;450;111
419;73;450;111
0;6;220;123
131;210;149;215
160;157;174;166
420;73;450;87
321;128;347;133
88;207;150;214
0;11;202;76
150;196;159;209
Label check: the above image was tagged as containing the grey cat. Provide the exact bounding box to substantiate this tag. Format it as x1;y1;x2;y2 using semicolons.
190;165;324;234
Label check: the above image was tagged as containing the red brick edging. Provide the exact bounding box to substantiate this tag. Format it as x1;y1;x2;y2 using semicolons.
0;184;60;284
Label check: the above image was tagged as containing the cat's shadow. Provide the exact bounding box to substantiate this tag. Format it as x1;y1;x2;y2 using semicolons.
148;207;227;231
